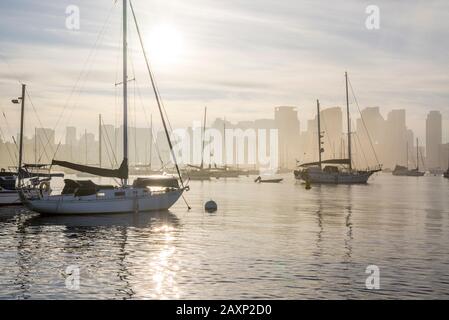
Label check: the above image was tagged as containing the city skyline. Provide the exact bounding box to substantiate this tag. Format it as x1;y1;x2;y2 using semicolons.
1;105;447;171
1;0;448;142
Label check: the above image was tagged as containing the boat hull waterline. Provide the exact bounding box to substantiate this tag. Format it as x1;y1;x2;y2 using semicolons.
294;169;376;184
0;190;21;205
20;189;183;215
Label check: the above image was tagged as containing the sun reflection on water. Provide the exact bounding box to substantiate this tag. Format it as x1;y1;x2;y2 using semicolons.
148;224;180;299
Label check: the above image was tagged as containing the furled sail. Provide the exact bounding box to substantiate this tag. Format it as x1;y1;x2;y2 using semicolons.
51;159;128;179
298;158;351;167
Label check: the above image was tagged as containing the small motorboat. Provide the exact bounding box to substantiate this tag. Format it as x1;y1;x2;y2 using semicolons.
254;176;283;183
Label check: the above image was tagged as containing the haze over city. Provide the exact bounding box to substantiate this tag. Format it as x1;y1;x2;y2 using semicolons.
0;0;448;145
2;0;449;303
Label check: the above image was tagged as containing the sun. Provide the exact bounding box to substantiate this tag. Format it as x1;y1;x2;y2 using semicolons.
147;24;184;66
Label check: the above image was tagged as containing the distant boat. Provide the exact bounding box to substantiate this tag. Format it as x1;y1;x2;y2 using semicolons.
392;138;425;177
392;166;425;177
254;176;283;183
1;85;62;205
184;107;213;181
0;170;19;205
294;72;381;184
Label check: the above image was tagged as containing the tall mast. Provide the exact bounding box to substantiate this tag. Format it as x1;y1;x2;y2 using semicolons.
34;127;37;164
85;129;88;165
99;114;102;168
416;138;419;171
200;106;207;169
345;72;352;171
223;117;226;168
406;141;409;169
17;84;26;186
316;99;322;170
129;0;185;187
122;0;129;184
149;114;153;168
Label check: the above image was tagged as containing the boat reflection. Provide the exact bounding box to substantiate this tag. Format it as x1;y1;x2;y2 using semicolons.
11;209;182;299
25;210;180;229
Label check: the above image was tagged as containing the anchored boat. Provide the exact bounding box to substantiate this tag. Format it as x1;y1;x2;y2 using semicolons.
294;72;381;184
392;138;425;176
254;176;283;183
20;0;188;215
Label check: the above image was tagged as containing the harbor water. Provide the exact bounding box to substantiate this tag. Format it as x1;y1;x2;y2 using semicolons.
0;173;448;299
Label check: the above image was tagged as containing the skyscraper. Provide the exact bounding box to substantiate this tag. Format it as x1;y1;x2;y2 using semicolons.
65;126;77;162
320;107;342;160
385;109;407;169
426;111;442;169
274;106;300;169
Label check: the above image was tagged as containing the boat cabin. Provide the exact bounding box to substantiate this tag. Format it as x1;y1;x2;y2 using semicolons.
61;179;115;197
132;176;179;189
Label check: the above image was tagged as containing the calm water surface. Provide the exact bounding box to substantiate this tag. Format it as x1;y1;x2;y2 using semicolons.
0;173;448;299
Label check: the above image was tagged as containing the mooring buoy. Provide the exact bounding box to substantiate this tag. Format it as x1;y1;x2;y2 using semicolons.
205;200;218;212
305;180;312;190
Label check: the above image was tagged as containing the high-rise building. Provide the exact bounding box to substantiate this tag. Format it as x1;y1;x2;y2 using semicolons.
275;106;300;169
426;111;442;169
65;127;77;162
355;107;385;168
385;109;407;169
320;107;343;160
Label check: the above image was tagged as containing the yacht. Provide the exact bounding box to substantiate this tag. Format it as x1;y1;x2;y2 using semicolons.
20;0;188;215
294;73;381;184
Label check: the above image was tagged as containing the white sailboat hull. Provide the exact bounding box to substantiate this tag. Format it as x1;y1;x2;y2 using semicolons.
21;189;183;215
294;169;376;184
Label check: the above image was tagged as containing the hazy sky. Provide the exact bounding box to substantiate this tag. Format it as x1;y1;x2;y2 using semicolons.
0;0;448;144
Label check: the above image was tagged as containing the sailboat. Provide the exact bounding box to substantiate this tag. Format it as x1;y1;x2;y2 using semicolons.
19;0;188;215
392;138;425;176
209;118;243;178
444;150;449;179
294;72;381;184
184;107;212;181
0;85;26;205
1;85;62;205
0;170;19;205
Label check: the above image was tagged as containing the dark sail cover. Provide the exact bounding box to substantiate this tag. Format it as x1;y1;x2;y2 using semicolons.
298;158;351;167
51;159;128;179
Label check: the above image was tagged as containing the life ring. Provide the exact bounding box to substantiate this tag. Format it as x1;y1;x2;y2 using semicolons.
39;181;51;197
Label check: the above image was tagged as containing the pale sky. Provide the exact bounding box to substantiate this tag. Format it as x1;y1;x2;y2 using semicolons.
0;0;448;144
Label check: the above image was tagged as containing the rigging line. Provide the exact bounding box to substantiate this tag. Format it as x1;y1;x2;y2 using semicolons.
1;110;19;153
52;2;117;150
101;118;119;167
354;132;369;169
348;78;381;166
133;75;165;167
26;90;56;156
0;125;17;165
419;146;426;169
129;0;185;186
37;132;53;164
320;112;336;159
